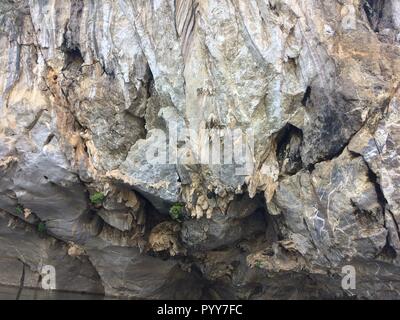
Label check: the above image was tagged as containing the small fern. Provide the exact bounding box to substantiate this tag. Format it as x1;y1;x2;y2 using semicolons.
15;205;24;215
37;222;46;233
169;203;184;222
90;192;105;205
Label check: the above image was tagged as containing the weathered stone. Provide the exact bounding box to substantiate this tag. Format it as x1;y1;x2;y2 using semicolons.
0;211;104;294
86;246;203;299
1;0;400;299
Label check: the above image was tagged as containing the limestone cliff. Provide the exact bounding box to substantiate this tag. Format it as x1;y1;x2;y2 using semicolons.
1;0;400;299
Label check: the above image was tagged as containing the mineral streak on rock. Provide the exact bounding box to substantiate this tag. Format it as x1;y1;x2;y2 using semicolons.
0;0;400;299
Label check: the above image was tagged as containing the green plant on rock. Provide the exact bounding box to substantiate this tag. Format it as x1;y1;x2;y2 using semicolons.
169;203;184;222
37;222;46;233
90;192;105;205
15;205;24;215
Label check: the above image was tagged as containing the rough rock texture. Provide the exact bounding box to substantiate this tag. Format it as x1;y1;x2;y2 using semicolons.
1;0;400;299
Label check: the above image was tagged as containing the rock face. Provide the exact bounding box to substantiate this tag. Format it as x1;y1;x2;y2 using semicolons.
0;0;400;299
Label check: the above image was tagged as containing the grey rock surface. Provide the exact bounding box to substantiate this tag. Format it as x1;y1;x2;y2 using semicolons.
1;0;400;299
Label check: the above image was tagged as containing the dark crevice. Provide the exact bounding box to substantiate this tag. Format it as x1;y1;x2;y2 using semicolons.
361;159;400;258
362;0;387;32
365;161;387;212
15;260;25;300
24;109;45;132
266;210;284;243
380;241;397;259
386;208;400;259
61;20;84;74
301;86;311;107
137;195;167;233
306;163;315;173
207;190;216;200
259;192;284;242
352;205;379;226
306;119;367;173
268;1;277;13
64;0;84;51
146;64;155;98
61;46;84;73
43;133;55;146
276;123;303;176
388;208;400;236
